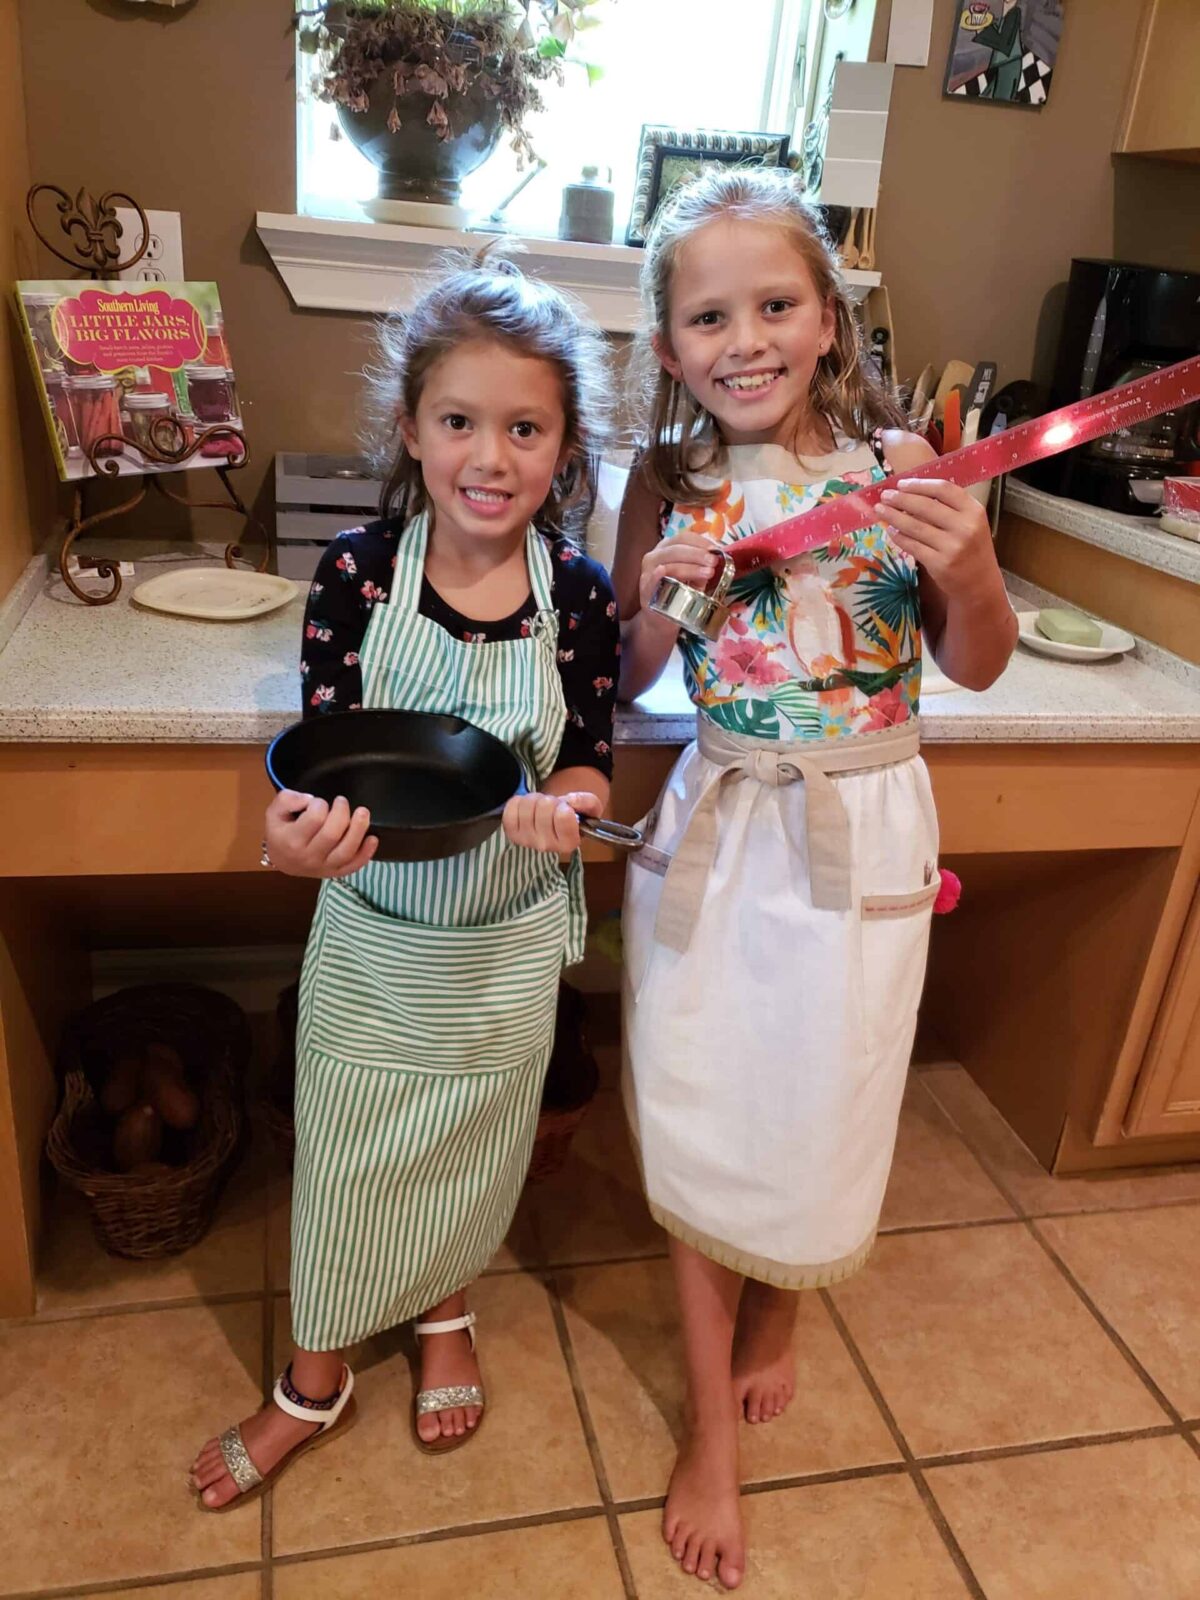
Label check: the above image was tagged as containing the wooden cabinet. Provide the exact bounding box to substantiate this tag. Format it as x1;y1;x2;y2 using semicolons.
1116;0;1200;163
1124;883;1200;1138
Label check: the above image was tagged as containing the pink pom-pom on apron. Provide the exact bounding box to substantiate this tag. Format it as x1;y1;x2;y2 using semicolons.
934;868;961;915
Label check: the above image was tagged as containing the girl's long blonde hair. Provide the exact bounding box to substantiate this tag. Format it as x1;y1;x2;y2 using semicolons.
635;166;903;505
364;247;611;536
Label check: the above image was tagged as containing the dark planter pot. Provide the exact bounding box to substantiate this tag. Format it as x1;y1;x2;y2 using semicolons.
335;33;507;206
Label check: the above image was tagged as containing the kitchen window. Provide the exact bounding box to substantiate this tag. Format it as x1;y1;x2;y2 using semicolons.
296;0;823;238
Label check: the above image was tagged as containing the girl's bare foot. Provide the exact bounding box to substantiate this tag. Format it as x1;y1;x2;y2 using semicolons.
190;1404;318;1509
732;1280;798;1424
663;1422;746;1590
415;1293;484;1445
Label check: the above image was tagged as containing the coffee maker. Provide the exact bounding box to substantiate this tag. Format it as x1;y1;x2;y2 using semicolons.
1024;258;1200;515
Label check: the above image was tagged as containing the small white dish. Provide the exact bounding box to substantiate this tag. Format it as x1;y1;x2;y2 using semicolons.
1016;609;1135;663
131;567;299;622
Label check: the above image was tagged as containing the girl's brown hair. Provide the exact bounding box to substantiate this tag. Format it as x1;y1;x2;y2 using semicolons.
365;246;611;535
635;165;904;505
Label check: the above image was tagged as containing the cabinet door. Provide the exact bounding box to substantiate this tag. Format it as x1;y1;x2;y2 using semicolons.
1116;0;1200;161
1125;883;1200;1137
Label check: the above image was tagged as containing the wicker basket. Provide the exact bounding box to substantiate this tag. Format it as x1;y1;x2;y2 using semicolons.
46;983;249;1259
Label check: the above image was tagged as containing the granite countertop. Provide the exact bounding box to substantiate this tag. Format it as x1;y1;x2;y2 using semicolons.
0;544;1198;746
1004;479;1200;586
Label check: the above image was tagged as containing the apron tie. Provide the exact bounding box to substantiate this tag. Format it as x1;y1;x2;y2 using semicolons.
653;720;919;953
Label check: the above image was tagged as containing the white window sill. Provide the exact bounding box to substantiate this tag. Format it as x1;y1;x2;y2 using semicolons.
256;212;882;332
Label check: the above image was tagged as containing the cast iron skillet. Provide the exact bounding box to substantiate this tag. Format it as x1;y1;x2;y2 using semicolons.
265;708;642;864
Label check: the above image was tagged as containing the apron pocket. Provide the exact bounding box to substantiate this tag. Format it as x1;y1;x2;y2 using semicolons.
861;883;939;919
857;874;938;1061
308;881;568;1073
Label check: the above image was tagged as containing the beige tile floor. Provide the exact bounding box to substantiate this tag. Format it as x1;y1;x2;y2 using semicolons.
6;1042;1200;1599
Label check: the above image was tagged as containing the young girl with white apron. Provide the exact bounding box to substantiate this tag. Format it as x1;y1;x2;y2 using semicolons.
614;164;1015;1589
624;438;940;1288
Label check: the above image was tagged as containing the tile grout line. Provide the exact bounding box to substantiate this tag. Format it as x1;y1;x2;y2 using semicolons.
0;1562;266;1600
912;1423;1180;1470
545;1271;640;1600
9;1288;265;1328
12;1513;620;1600
820;1288;988;1600
1024;1217;1192;1431
270;1504;612;1568
23;1419;1196;1600
1018;1195;1200;1224
25;1192;1200;1330
911;1081;1200;1450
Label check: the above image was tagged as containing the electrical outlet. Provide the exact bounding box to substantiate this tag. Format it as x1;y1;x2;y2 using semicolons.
115;208;185;282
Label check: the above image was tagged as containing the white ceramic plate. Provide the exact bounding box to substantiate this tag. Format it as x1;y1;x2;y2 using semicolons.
132;568;299;622
1016;609;1135;663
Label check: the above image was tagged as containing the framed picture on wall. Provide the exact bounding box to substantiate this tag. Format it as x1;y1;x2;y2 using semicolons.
944;0;1064;108
626;126;791;246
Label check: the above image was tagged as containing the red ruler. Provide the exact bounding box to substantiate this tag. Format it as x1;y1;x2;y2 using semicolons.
731;353;1200;573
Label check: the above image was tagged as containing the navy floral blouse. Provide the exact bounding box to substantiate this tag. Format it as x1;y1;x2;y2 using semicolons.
299;517;620;778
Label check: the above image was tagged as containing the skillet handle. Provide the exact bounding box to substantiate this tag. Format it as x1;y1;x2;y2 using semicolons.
578;815;644;852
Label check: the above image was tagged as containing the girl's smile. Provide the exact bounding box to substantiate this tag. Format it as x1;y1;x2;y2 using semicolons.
717;367;785;397
458;485;514;517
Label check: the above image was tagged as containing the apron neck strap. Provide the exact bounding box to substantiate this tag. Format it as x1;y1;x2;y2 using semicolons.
391;509;430;612
391;512;557;618
525;524;556;615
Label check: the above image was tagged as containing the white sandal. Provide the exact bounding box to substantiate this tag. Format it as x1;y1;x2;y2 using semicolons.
200;1363;357;1512
412;1312;486;1455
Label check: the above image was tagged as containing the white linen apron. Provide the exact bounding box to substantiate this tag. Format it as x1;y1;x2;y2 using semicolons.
623;441;940;1287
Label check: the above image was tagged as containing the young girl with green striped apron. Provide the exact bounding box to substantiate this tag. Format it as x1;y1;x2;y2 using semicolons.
190;252;617;1508
291;511;585;1350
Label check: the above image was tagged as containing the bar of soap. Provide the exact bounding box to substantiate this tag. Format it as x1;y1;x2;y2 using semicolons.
1035;608;1102;647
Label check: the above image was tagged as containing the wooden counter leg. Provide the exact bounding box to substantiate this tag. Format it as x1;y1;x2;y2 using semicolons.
0;881;89;1317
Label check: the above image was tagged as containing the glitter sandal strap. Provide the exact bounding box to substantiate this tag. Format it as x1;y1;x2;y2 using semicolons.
216;1425;263;1494
415;1383;485;1417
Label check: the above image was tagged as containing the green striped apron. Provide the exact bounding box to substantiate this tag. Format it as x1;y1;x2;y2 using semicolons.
290;513;586;1351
